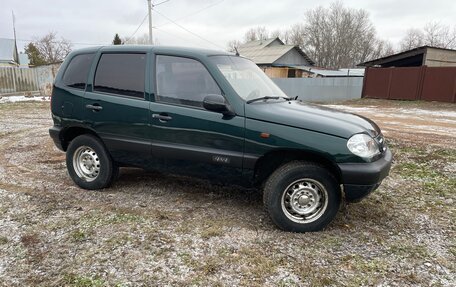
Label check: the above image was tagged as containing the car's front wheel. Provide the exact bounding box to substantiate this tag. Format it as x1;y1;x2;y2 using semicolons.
66;134;118;190
263;161;341;232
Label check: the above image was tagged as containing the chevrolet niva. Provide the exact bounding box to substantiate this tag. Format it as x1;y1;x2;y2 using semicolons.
50;46;392;232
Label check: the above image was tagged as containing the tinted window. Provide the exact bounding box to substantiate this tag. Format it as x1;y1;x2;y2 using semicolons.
156;55;221;107
63;53;94;89
94;53;146;98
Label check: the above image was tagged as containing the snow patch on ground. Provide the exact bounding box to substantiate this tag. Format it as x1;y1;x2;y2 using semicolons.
0;96;50;104
397;108;456;118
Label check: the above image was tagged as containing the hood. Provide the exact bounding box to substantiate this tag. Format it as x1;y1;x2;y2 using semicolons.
245;100;380;139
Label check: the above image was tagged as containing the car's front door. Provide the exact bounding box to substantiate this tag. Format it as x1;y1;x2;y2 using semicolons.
149;55;245;183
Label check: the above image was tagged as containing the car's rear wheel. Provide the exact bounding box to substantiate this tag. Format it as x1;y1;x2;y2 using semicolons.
263;161;341;232
66;134;118;190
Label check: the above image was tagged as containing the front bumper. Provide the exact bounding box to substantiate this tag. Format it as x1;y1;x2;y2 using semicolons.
338;148;392;202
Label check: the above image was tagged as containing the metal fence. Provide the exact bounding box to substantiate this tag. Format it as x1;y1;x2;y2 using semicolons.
362;67;456;103
272;77;363;102
0;64;60;96
1;65;363;102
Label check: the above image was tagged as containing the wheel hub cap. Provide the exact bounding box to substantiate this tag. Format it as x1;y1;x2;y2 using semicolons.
281;179;329;224
298;195;311;205
73;146;100;182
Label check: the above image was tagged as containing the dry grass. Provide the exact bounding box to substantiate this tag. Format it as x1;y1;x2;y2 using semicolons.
0;100;454;286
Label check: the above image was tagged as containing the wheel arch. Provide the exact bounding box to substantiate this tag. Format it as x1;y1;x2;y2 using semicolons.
253;149;342;186
60;126;99;151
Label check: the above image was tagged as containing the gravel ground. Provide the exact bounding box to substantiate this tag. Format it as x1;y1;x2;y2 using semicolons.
0;99;454;287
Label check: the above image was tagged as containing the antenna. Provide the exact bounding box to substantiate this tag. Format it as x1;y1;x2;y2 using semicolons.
11;10;19;66
12;10;17;41
234;46;240;56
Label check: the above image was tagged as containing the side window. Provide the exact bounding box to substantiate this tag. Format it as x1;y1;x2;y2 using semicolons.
156;55;221;108
94;53;146;98
62;53;94;89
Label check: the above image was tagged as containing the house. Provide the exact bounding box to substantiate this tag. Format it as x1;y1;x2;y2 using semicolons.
0;38;20;66
359;46;456;68
238;37;315;78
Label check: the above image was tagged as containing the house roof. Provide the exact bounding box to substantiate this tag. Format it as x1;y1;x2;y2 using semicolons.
238;37;280;49
0;38;18;64
238;37;315;66
358;45;456;67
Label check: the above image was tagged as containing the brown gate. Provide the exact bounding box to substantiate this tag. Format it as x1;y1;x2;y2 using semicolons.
362;66;456;103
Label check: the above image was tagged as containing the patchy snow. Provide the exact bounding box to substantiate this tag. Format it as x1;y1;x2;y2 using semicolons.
397;108;456;118
324;105;379;113
0;96;50;104
324;104;456;119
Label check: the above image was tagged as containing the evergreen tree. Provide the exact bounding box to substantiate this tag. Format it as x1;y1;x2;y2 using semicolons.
113;33;122;45
24;42;46;66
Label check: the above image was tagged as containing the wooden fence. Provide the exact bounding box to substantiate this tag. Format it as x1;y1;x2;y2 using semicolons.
0;64;60;96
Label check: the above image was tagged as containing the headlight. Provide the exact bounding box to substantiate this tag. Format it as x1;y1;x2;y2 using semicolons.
347;134;380;159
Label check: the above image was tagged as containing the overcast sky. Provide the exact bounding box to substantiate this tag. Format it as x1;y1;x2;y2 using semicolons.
1;0;455;52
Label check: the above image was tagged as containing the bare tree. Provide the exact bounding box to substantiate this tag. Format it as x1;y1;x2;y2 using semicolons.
123;33;151;45
226;27;270;52
226;2;393;67
244;26;270;42
303;1;382;68
226;39;243;53
423;22;456;48
372;39;395;59
287;23;307;48
399;29;425;51
399;22;456;51
30;32;72;64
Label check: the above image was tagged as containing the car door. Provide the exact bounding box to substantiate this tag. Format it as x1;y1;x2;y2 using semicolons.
83;51;152;167
149;54;245;183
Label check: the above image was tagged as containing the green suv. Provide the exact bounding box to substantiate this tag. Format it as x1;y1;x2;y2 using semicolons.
49;45;392;232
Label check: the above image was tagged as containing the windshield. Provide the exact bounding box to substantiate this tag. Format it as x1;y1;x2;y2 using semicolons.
210;56;288;101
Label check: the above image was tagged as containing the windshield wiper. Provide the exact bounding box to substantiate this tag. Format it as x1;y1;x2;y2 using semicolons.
246;96;279;104
246;96;284;104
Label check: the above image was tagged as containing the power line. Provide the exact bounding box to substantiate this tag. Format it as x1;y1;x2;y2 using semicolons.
153;0;171;6
124;13;149;44
152;8;224;50
15;38;106;46
155;0;224;28
155;26;206;47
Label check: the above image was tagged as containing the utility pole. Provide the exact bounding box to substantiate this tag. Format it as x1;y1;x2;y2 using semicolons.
147;0;153;45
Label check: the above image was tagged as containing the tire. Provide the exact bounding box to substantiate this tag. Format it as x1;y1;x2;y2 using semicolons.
263;161;341;232
66;134;117;190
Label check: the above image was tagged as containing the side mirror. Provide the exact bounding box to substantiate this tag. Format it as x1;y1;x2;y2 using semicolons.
203;94;234;116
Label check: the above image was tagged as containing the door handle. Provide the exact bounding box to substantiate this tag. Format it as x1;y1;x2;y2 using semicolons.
152;113;172;122
85;104;103;111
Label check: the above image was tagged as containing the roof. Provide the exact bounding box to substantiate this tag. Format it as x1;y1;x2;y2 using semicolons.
358;45;456;67
68;45;233;58
0;38;18;64
292;66;365;77
238;38;280;49
238;37;315;65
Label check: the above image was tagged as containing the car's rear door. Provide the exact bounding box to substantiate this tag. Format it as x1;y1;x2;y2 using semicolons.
83;50;152;167
148;54;245;183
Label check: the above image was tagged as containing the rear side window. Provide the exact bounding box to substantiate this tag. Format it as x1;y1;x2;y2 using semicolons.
94;53;146;98
62;53;94;89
